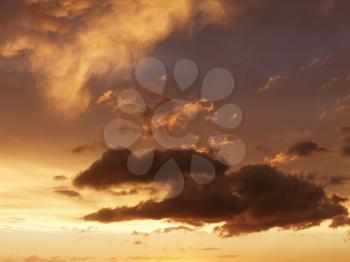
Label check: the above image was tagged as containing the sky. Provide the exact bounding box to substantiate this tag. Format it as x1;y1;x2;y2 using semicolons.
1;0;350;261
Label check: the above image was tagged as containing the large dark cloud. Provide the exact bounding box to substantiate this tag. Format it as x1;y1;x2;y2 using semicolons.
76;149;349;236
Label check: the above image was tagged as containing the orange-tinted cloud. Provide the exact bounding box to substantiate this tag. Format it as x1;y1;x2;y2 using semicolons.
0;0;235;117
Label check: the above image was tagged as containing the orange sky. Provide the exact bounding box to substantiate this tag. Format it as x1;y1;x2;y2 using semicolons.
1;0;350;261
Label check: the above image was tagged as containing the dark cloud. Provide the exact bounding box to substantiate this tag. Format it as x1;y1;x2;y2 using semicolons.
54;189;81;198
327;176;350;186
53;175;67;181
71;143;100;154
80;151;349;236
73;148;228;190
264;140;328;164
287;141;327;157
338;126;350;157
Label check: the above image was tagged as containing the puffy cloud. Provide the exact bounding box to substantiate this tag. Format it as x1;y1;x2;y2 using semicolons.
77;149;349;236
0;0;234;117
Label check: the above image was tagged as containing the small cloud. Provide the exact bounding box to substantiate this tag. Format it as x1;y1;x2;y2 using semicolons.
198;247;220;251
110;188;139;196
327;176;350;186
258;74;283;92
54;189;81;198
264;152;298;164
338;126;350;157
71;142;100;154
321;77;339;93
318;109;327;120
97;90;114;104
157;225;196;234
133;240;142;245
265;141;328;164
53;175;67;181
130;230;150;237
299;55;331;71
287;141;327;157
335;105;350;114
254;145;270;154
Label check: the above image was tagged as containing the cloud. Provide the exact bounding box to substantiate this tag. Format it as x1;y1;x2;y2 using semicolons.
133;240;142;245
97;90;114;104
73;148;228;190
71;143;101;154
53;175;67;181
264;152;298;165
287;141;327;157
54;189;81;198
198;247;220;251
264;140;327;164
0;0;235;117
154;225;195;234
254;145;270;154
335;105;350;114
23;256;63;262
327;176;350;186
79;153;349;236
258;74;283;92
338;126;350;157
130;230;150;237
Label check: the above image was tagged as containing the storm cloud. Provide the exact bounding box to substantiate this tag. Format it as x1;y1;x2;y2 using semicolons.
75;149;349;236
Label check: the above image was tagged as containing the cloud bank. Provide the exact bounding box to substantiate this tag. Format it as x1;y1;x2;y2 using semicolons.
74;149;350;236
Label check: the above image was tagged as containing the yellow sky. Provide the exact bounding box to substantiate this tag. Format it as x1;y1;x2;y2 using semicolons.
0;155;349;261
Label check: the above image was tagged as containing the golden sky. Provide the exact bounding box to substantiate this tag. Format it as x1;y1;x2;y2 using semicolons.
1;0;350;261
